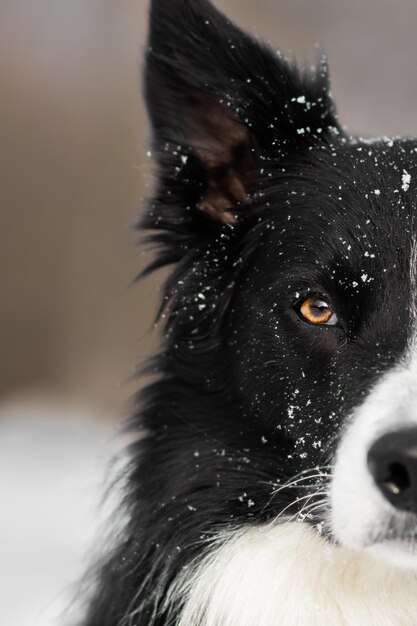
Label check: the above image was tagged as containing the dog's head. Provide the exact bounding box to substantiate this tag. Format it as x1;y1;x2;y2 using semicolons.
145;0;417;569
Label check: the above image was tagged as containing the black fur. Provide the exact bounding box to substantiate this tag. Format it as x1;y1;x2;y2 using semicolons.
78;1;417;624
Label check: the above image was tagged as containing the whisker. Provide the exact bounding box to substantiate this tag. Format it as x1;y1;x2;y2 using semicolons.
272;473;331;495
274;466;334;487
272;490;328;524
297;499;328;519
261;466;333;519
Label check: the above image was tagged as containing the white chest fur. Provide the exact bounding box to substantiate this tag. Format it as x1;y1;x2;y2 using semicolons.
170;522;417;626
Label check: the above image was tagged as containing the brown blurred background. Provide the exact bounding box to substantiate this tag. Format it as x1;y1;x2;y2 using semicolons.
0;0;417;412
2;0;417;417
3;3;417;623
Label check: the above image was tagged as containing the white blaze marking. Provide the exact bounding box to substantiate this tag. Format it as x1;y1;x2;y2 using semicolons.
331;328;417;563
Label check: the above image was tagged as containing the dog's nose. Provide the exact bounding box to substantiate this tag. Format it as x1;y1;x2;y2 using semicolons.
367;428;417;513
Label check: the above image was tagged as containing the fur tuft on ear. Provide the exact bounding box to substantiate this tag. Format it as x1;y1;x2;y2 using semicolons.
142;0;341;264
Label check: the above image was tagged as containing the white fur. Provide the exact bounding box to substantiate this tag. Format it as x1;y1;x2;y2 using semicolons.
330;339;417;564
171;522;417;626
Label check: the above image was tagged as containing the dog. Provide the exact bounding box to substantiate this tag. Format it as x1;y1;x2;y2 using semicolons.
78;1;417;624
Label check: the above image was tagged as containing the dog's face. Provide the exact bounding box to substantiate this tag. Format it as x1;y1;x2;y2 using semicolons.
227;140;417;567
146;0;417;569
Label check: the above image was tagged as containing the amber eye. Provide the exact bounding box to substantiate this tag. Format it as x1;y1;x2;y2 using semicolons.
298;295;338;326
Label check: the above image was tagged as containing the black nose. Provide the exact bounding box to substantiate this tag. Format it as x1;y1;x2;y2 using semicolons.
367;428;417;513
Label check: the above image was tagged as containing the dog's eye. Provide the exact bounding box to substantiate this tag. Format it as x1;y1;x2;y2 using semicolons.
298;296;338;326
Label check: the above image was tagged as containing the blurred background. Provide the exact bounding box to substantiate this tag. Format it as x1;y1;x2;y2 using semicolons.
2;0;417;624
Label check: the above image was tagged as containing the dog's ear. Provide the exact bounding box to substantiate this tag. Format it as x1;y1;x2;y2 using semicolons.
145;0;340;226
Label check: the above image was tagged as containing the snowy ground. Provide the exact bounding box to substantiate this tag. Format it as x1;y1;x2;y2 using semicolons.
0;401;118;626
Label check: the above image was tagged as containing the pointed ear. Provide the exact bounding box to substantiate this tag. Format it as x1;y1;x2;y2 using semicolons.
145;0;340;226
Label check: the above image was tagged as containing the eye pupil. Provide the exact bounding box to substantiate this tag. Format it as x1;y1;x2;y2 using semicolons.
311;300;328;312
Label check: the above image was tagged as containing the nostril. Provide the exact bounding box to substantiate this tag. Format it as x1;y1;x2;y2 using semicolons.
381;462;411;496
367;428;417;513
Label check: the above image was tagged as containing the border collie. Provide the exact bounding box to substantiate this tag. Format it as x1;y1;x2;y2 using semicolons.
79;1;417;624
